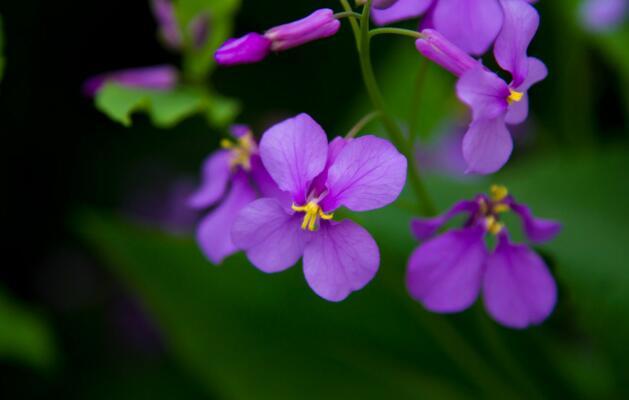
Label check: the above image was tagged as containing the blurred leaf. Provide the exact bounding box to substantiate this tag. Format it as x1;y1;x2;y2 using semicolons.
0;288;55;369
76;210;477;400
95;83;239;128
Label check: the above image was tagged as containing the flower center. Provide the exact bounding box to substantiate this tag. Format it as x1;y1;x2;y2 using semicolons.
291;201;334;231
479;184;511;235
507;89;524;104
221;133;256;171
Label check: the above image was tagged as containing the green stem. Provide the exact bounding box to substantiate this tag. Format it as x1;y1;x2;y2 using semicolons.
334;11;363;20
408;59;429;141
369;27;425;40
346;111;382;139
339;0;361;50
356;2;435;216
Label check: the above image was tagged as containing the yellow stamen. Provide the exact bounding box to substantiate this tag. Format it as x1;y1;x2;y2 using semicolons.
490;184;509;202
507;89;524;104
493;203;510;214
485;216;504;235
291;201;334;231
221;133;256;171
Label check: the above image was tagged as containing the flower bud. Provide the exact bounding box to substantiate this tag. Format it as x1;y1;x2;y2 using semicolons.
83;65;178;97
264;9;341;52
415;29;479;77
214;33;272;66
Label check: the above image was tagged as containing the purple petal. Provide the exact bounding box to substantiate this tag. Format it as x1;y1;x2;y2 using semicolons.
321;135;407;212
457;66;510;121
259;114;329;204
372;0;433;25
513;57;548;92
265;9;341;52
433;0;503;55
188;12;211;50
580;0;627;32
411;200;479;240
83;65;179;97
196;173;257;264
232;198;308;273
310;136;348;197
249;155;291;205
505;93;529;125
229;124;251;138
303;220;379;302
215;33;272;66
509;201;561;243
406;227;487;313
483;235;557;329
415;29;480;77
462;117;513;174
150;0;182;50
494;0;540;87
373;0;400;9
188;150;231;209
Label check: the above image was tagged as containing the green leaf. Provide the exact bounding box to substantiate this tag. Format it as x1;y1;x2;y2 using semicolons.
95;83;239;128
0;288;55;369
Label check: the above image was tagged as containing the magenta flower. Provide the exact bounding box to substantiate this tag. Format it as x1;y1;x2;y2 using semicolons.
189;125;284;264
150;0;182;50
82;65;179;97
231;114;407;301
214;9;341;66
407;185;561;329
416;5;545;174
373;0;538;57
580;0;627;31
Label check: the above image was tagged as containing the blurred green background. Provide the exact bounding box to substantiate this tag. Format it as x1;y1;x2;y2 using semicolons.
0;0;627;398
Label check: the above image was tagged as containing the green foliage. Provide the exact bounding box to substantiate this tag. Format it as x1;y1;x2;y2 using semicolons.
0;288;55;369
95;83;239;128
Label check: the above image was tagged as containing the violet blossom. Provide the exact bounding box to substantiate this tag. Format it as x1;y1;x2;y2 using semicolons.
231;114;407;301
82;65;179;97
151;0;212;50
416;14;546;174
189;125;283;264
372;0;538;57
406;185;561;329
214;9;341;66
580;0;627;31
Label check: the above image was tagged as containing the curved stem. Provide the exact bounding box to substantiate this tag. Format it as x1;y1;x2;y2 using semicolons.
339;0;361;49
356;3;435;216
369;27;425;40
334;11;363;20
346;111;382;139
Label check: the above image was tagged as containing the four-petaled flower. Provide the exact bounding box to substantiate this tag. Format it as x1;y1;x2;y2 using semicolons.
232;114;407;301
189;125;284;264
406;185;561;329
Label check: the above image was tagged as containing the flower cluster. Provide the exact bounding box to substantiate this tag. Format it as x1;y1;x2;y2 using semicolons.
407;185;560;328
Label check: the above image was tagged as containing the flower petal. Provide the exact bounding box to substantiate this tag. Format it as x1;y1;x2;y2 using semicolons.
310;136;348;196
372;0;433;25
196;172;257;264
514;57;548;92
505;93;529;125
232;198;308;273
303;220;379;302
406;227;487;313
411;200;479;240
259;114;329;204
483;235;557;329
494;0;540;87
433;0;503;55
462;117;513;175
457;66;510;121
249;155;291;204
214;33;272;66
321;135;407;212
188;150;231;209
509;201;561;243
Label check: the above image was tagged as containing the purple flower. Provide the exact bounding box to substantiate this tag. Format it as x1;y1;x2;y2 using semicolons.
580;0;627;31
150;0;183;50
374;0;538;57
189;125;284;264
231;114;407;301
407;185;561;329
82;65;178;97
215;9;341;66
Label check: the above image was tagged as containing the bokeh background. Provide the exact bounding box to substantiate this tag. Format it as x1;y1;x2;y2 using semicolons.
1;0;628;398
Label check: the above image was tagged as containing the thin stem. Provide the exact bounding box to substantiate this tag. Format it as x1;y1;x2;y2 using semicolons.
334;11;362;20
408;60;429;141
346;111;382;139
356;1;435;216
339;0;361;49
369;27;425;40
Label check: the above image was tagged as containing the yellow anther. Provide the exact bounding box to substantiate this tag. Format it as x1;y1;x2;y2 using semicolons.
222;133;256;171
490;185;509;202
291;201;334;231
485;216;504;235
493;203;510;214
507;89;524;104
